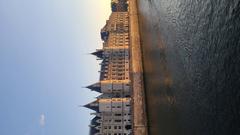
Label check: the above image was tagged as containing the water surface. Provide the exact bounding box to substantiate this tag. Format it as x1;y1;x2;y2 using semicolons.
138;0;240;135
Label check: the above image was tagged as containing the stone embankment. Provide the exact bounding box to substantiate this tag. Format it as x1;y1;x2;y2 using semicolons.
129;0;148;135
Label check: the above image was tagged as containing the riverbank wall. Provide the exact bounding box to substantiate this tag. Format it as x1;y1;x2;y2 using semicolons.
129;0;148;135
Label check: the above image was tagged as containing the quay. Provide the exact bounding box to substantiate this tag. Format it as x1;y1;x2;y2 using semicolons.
129;0;148;135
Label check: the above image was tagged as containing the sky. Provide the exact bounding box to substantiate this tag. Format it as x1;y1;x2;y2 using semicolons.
0;0;110;135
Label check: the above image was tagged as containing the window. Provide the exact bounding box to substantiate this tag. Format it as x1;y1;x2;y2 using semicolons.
115;120;121;122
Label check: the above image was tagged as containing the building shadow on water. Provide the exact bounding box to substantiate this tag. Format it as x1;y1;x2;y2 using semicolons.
139;13;184;135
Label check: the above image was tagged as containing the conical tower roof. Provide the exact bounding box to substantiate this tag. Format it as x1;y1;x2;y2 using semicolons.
86;82;101;93
91;50;103;59
84;100;99;112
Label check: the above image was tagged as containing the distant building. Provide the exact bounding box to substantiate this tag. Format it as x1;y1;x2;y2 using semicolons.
84;1;132;135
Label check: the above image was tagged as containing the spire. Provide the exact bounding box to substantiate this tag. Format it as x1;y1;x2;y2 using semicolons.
91;50;103;59
86;82;101;93
84;100;99;112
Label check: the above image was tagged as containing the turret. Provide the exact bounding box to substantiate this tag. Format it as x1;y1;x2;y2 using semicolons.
91;50;104;59
86;80;131;95
84;100;99;112
86;82;101;93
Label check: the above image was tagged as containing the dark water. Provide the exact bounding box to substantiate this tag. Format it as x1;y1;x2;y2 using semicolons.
137;0;240;135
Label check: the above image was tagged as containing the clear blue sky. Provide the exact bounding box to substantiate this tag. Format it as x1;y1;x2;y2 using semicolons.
0;0;110;135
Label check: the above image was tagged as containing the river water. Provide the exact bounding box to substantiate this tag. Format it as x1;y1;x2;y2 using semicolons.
137;0;240;135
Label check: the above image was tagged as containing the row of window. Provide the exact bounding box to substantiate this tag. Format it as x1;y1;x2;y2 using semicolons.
104;76;129;80
103;68;129;73
103;133;128;135
104;126;122;130
110;15;128;20
102;58;128;63
102;119;132;123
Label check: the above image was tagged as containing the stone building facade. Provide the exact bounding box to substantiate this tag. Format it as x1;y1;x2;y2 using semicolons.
84;0;132;135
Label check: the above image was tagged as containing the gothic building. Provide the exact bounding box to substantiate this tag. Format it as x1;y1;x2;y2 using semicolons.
84;0;132;135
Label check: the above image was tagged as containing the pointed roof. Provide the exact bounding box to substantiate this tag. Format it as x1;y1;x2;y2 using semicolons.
86;82;101;93
91;50;103;59
91;116;101;126
84;100;99;112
